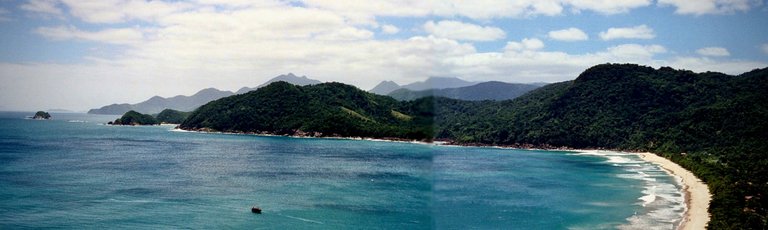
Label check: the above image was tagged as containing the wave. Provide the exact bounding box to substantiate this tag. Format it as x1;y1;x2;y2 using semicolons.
572;150;685;229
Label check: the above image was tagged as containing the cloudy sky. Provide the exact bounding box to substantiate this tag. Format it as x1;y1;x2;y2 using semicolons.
1;0;767;111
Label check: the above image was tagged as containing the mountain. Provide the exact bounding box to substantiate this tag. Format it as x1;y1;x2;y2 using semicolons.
235;73;322;94
434;63;768;229
87;103;133;115
180;81;433;140
88;88;234;115
387;81;541;101
369;80;401;95
89;73;322;115
401;77;475;91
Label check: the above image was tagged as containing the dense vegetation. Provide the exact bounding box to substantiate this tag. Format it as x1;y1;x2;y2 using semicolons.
109;110;159;125
180;82;433;140
433;64;768;229
177;64;767;229
32;111;51;120
154;109;189;124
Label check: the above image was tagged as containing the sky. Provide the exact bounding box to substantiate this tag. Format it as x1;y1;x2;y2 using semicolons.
0;0;767;112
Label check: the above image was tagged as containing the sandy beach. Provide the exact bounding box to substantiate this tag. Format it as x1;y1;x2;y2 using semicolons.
636;152;711;230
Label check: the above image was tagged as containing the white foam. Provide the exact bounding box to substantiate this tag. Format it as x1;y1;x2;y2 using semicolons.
640;185;657;206
573;150;686;229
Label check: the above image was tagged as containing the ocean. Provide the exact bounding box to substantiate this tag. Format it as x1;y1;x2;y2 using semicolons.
0;112;684;229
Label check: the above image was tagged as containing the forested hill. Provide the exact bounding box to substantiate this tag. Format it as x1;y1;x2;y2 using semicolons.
435;63;768;229
179;81;433;140
177;63;767;228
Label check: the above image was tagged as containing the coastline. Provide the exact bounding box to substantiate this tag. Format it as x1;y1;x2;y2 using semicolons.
635;152;711;230
172;127;710;229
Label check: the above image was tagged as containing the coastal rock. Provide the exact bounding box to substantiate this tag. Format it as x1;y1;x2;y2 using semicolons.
32;111;51;120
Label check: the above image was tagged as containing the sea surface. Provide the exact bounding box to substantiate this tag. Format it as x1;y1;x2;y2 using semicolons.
0;112;684;229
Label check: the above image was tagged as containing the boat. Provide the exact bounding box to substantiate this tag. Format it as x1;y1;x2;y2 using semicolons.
251;206;262;214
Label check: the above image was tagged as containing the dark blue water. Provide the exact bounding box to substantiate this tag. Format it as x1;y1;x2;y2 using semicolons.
0;112;683;229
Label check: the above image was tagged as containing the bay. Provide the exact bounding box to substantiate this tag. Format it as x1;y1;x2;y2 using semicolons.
0;112;683;229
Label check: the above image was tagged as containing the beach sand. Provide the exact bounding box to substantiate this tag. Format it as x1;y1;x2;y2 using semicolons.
636;152;711;230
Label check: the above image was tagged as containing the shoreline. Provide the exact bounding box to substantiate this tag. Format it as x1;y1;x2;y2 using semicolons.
173;127;710;228
635;152;711;230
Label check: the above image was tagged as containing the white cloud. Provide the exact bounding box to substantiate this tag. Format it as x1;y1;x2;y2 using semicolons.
670;57;766;74
565;0;652;14
300;0;652;20
604;44;666;58
548;27;588;41
58;0;190;23
6;0;767;111
658;0;759;15
696;47;730;57
20;0;63;16
381;24;400;34
35;26;144;45
762;44;768;55
599;25;655;40
424;20;506;41
505;38;545;51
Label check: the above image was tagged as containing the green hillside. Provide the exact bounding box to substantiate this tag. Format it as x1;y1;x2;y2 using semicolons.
109;110;159;125
155;109;190;124
179;81;433;140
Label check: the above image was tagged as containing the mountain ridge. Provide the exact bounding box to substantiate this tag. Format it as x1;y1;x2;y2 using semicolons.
88;74;323;115
369;80;401;95
87;88;234;115
388;81;541;101
235;73;322;94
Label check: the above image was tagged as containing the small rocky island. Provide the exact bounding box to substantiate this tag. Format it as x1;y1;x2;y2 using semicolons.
32;111;52;120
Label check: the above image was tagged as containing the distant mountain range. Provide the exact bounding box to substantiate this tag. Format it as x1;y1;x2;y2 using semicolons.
89;74;538;115
369;77;542;101
387;81;541;101
87;88;234;115
88;73;322;115
369;77;477;95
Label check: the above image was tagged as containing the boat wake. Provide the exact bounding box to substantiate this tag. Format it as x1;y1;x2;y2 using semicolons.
278;214;324;224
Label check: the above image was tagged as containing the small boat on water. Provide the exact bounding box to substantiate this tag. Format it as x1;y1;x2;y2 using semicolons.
251;206;262;214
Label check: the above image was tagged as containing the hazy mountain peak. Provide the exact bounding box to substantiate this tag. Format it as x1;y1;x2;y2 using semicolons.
402;76;475;91
369;80;401;95
387;81;541;101
236;73;323;94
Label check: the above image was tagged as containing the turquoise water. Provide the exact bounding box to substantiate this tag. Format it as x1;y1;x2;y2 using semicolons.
0;112;683;229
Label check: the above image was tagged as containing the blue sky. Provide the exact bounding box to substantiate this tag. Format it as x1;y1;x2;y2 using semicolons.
0;0;767;111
